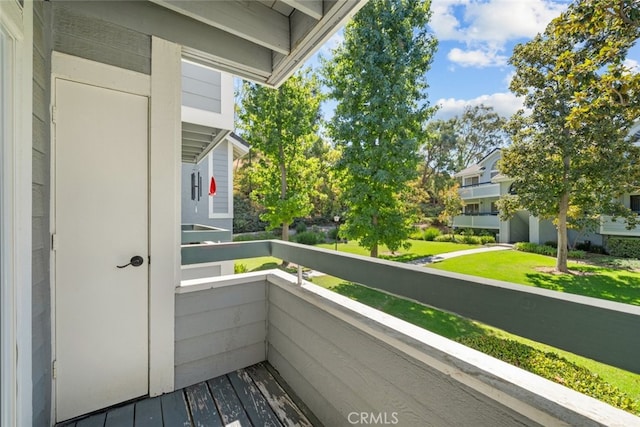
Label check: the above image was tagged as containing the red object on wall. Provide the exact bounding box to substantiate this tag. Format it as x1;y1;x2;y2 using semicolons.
209;176;217;196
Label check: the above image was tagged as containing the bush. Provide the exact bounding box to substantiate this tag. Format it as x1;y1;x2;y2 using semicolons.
607;237;640;259
423;227;441;241
435;234;457;242
294;221;307;234
457;335;639;414
544;240;558;248
327;226;340;240
568;250;586;259
514;242;557;257
234;263;248;274
233;231;275;242
590;244;607;255
295;231;323;245
461;234;477;244
479;235;496;244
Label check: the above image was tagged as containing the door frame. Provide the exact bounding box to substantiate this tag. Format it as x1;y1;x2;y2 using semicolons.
0;1;33;426
50;38;181;418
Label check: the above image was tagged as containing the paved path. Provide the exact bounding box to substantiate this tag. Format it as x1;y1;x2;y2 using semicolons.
406;244;513;265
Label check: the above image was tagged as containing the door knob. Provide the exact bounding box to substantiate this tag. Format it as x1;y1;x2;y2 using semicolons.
117;255;144;269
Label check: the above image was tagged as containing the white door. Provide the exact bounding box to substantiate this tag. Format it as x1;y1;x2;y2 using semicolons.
54;78;149;422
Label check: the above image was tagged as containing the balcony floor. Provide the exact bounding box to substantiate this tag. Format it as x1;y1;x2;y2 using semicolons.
57;362;317;427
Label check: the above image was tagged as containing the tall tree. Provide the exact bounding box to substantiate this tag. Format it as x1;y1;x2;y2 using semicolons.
238;70;322;241
419;104;506;204
498;0;640;272
323;0;437;257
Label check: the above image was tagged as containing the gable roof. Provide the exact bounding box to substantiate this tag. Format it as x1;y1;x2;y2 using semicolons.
453;148;501;177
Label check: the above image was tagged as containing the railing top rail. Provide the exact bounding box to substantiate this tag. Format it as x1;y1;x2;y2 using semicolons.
181;240;640;374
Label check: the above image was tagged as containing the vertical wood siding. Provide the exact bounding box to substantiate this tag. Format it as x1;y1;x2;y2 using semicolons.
32;2;51;426
210;142;229;215
52;4;151;75
267;284;537;427
174;281;268;389
181;142;232;230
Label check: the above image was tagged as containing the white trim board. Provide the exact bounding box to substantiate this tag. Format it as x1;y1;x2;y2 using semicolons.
0;1;33;426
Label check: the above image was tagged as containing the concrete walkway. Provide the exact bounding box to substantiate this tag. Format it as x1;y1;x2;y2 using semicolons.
406;244;513;265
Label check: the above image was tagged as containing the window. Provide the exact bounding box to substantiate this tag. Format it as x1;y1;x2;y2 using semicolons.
465;203;480;215
490;202;498;214
631;195;640;213
489;160;499;178
464;176;479;186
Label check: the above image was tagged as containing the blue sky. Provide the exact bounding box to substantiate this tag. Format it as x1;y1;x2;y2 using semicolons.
307;0;640;121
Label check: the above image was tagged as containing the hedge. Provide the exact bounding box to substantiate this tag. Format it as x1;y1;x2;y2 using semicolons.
457;335;639;414
607;237;640;259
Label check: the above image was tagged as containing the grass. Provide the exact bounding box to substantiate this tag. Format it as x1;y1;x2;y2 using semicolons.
427;250;640;306
310;274;640;410
316;239;480;262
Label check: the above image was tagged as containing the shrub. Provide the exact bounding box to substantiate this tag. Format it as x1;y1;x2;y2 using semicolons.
295;231;323;245
544;240;558;248
234;263;248;274
479;235;496;244
435;234;456;242
294;222;307;234
233;231;275;242
327;226;340;240
607;237;640;259
461;234;477;244
457;335;639;414
568;250;586;259
514;242;557;257
423;227;441;241
590;244;607;255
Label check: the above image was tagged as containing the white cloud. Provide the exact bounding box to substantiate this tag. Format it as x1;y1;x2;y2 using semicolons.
434;92;524;120
431;0;567;44
624;58;640;73
447;47;507;67
431;0;568;68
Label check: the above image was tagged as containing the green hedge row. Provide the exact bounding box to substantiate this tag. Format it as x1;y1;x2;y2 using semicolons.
434;234;496;244
457;335;639;414
513;242;586;259
607;237;640;259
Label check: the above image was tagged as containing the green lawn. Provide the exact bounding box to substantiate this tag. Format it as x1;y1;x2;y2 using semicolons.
427;250;640;306
310;274;640;410
316;239;479;261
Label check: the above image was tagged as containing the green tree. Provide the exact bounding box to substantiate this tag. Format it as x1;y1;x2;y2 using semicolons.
438;183;465;237
419;104;506;205
238;70;322;241
499;0;640;272
323;0;437;257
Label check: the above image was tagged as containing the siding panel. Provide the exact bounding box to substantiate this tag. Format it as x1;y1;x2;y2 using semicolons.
267;284;533;427
52;4;151;74
182;61;222;113
211;143;229;214
174;281;268;389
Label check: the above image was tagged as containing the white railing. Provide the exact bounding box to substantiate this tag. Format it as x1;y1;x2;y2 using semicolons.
453;214;500;229
458;182;501;199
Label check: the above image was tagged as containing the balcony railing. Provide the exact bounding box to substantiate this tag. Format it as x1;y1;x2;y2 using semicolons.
179;240;640;425
453;213;500;229
600;215;640;237
181;223;232;244
458;182;500;199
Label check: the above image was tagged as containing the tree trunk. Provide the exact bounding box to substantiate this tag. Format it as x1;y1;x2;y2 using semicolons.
279;142;288;241
556;191;569;273
371;214;379;258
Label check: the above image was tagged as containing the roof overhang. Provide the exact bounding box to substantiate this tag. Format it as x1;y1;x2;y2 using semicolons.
65;1;367;87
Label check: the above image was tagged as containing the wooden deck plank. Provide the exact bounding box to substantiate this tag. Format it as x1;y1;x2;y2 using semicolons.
228;369;283;427
76;412;106;427
208;375;253;426
185;382;224;427
160;390;192;427
104;403;134;427
247;364;313;427
134;397;163;427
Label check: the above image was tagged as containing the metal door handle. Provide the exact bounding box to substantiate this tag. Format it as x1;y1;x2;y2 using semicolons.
117;255;144;268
